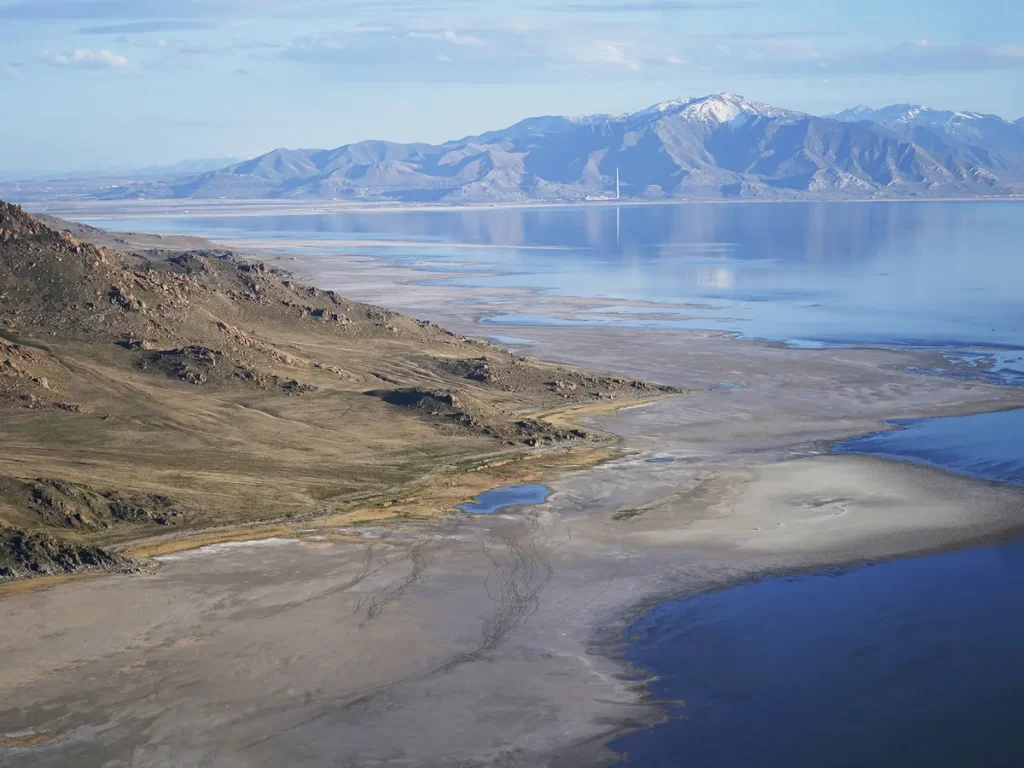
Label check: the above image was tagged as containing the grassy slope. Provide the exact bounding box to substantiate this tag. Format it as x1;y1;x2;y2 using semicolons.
0;201;678;579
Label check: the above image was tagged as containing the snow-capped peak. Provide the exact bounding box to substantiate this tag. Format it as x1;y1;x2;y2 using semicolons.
629;92;802;127
832;104;1011;126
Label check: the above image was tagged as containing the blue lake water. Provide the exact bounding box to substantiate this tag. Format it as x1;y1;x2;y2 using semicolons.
456;484;550;514
80;200;1024;381
611;538;1024;768
610;408;1024;766
835;408;1024;486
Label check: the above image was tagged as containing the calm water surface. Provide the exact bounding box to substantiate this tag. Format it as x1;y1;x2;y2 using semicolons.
611;538;1024;768
836;408;1024;486
456;484;550;514
83;201;1024;379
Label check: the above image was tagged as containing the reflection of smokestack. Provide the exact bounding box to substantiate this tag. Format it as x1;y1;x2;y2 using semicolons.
616;167;620;200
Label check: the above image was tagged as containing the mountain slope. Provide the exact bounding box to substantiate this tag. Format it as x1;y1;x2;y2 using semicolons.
12;94;1024;203
0;200;679;580
833;104;1024;170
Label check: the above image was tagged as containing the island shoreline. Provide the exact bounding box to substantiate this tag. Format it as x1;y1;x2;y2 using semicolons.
3;211;1024;767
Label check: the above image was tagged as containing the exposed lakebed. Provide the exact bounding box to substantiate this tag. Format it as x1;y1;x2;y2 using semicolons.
48;200;1024;767
610;407;1024;766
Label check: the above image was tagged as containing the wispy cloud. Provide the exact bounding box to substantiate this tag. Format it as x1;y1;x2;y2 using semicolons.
42;48;131;69
792;40;1024;76
407;30;487;47
3;62;23;78
545;0;755;11
558;40;643;71
78;20;215;34
0;0;483;21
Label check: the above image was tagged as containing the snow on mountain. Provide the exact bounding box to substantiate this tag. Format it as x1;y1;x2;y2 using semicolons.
832;103;1024;167
51;93;1024;203
834;103;1011;127
630;92;803;129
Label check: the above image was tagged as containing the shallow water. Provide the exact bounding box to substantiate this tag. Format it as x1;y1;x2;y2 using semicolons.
611;538;1024;768
81;201;1024;380
613;409;1024;766
455;484;550;514
835;408;1024;486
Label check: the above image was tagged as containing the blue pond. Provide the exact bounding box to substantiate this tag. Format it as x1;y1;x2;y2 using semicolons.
835;408;1024;486
456;484;550;514
611;538;1024;768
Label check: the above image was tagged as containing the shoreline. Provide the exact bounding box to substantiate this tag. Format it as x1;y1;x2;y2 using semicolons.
581;516;1024;767
21;193;1024;223
0;393;681;590
42;219;1018;382
3;213;1024;767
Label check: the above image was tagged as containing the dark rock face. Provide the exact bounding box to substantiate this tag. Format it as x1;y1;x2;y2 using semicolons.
138;345;222;385
368;387;590;447
0;528;136;581
1;476;186;532
374;388;472;423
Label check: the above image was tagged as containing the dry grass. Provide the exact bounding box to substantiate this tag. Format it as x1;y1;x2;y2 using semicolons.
122;446;622;560
0;203;683;577
0;732;62;749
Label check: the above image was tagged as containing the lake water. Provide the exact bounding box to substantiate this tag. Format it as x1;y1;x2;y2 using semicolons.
76;201;1024;766
456;484;551;514
610;538;1024;768
608;407;1024;767
82;200;1024;382
835;408;1024;486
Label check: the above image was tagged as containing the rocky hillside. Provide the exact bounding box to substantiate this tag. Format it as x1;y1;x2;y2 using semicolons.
0;201;678;581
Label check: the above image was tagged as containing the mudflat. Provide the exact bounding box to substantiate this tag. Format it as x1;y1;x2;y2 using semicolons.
2;213;1024;767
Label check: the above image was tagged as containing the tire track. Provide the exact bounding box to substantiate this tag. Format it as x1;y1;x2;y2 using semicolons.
239;511;563;752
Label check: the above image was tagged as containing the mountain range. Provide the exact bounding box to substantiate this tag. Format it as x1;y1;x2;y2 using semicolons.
12;93;1024;203
0;157;241;184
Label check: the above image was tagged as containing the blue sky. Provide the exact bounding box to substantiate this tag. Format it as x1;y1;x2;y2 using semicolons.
1;0;1022;174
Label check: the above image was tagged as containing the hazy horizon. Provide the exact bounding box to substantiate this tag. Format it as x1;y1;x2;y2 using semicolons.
2;0;1022;175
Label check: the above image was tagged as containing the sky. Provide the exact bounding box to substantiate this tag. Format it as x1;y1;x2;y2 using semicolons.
1;0;1022;175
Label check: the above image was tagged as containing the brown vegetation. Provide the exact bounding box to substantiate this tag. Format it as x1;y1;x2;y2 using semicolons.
0;201;681;580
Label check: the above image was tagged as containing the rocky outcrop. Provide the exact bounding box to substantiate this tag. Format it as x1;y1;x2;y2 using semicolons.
0;528;136;581
1;476;186;531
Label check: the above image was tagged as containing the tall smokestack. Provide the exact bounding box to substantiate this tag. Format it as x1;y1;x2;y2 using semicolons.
616;167;620;200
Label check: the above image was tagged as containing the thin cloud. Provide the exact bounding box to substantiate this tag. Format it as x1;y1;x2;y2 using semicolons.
544;1;755;11
559;40;643;71
3;62;23;77
801;40;1024;76
0;0;483;21
42;48;131;68
78;20;215;34
407;30;487;47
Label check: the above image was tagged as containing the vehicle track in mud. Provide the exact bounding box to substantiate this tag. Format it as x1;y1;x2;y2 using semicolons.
239;507;566;753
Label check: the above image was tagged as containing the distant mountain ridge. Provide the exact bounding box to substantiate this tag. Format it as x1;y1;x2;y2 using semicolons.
13;94;1024;202
0;157;242;184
